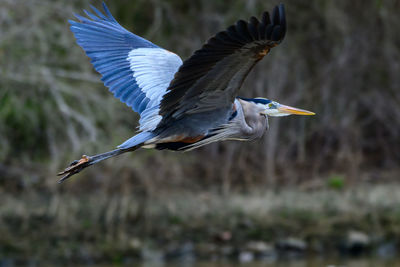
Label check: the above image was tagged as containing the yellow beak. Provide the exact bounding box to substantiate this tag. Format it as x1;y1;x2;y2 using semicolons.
277;104;315;115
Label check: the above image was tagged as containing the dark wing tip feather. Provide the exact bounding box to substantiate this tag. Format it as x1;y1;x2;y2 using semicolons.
159;4;286;119
262;11;271;26
278;3;286;39
248;16;260;40
272;5;280;26
236;20;254;42
243;4;286;43
271;25;282;41
268;3;286;42
207;5;287;48
217;3;286;45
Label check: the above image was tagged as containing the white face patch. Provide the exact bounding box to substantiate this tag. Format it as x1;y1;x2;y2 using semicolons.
262;101;290;117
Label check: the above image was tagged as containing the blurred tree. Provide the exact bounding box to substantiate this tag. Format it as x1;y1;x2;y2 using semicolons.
0;0;399;194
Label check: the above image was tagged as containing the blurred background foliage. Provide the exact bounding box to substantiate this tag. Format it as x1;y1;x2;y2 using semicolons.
1;0;399;193
1;0;400;264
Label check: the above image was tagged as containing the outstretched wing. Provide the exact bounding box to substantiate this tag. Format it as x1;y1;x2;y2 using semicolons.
69;3;182;129
157;4;286;128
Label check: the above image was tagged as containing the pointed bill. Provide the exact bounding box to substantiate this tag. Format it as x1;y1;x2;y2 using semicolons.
277;104;315;115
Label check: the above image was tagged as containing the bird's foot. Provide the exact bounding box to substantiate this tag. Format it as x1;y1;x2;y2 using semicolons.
57;155;91;183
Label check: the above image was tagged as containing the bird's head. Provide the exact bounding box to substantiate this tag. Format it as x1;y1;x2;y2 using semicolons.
241;97;315;117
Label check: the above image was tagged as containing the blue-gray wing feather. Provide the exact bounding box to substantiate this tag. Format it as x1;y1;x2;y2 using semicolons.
69;2;182;129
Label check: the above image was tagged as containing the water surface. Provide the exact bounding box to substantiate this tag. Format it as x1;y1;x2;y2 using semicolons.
137;257;399;267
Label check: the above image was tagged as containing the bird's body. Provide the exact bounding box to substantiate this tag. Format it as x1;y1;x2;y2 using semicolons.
58;3;314;182
150;98;268;151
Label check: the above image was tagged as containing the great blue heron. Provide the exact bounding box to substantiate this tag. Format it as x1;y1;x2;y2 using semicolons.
58;3;314;183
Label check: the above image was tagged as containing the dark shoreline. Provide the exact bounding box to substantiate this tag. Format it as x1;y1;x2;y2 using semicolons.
1;185;399;265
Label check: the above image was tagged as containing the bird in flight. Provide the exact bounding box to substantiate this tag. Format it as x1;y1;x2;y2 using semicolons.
58;2;315;183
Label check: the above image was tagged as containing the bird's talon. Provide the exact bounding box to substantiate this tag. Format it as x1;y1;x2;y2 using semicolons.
78;155;90;164
57;155;92;182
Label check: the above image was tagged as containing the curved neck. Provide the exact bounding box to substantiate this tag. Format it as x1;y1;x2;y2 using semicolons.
237;99;269;139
